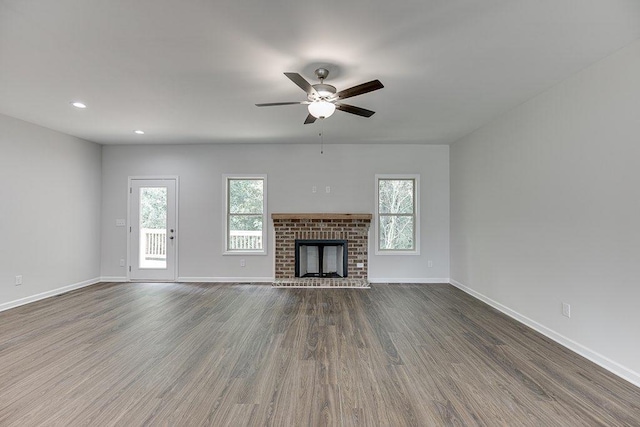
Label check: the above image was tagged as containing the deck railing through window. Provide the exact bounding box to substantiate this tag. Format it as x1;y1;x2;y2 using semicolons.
142;228;167;260
229;230;262;250
141;229;262;260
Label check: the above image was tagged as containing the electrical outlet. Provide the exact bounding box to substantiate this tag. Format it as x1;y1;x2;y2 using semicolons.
240;259;246;267
115;219;126;227
357;262;364;268
312;186;317;193
562;302;571;318
428;260;433;268
15;275;22;286
119;259;125;267
325;186;331;193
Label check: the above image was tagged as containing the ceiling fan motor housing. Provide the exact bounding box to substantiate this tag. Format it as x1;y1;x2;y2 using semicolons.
309;67;336;101
310;83;336;101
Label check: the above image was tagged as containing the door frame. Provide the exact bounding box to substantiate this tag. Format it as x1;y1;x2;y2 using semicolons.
127;176;179;281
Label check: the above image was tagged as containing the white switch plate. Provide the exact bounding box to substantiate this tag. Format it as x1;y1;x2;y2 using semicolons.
325;186;331;193
15;275;22;286
240;259;246;267
312;186;317;193
356;262;364;268
119;259;125;267
115;219;126;227
428;260;433;268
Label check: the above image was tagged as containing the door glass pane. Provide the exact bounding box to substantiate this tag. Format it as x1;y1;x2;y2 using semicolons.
139;187;167;269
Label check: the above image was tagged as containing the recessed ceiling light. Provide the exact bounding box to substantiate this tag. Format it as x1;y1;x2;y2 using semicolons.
134;130;145;135
70;101;87;109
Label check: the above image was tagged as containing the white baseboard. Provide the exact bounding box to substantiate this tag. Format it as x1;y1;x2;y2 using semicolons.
177;276;274;283
449;279;640;388
368;278;450;284
100;276;129;283
101;276;277;284
0;277;101;313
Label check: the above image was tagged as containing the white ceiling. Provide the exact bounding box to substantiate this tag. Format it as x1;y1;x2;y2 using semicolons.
1;0;639;145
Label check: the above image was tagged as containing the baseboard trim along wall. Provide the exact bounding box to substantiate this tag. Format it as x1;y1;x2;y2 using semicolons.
449;279;640;388
369;278;451;284
100;277;276;283
0;277;101;313
99;276;129;283
177;277;275;283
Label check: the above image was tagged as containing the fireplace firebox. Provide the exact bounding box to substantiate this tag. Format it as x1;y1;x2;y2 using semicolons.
295;239;348;278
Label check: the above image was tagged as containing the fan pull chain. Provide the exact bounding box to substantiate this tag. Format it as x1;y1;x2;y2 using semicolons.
319;124;324;154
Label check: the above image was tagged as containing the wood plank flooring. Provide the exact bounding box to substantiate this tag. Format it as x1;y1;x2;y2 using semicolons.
0;282;638;426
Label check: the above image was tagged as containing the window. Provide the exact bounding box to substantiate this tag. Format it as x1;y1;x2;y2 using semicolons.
376;174;419;254
224;175;267;254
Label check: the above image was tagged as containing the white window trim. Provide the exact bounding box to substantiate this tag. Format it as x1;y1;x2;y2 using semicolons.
375;174;420;256
223;174;268;255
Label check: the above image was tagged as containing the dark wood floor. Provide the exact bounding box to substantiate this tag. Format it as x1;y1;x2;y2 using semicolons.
0;283;638;426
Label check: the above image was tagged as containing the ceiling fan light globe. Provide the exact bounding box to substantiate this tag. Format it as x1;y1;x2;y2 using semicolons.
308;101;336;119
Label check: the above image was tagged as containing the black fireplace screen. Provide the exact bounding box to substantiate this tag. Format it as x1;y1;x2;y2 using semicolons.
295;239;348;278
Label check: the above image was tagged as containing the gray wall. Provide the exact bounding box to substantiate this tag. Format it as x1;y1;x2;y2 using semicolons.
0;114;102;309
450;40;640;385
101;143;450;282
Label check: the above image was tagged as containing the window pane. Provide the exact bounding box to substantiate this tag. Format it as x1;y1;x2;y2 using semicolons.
230;215;263;231
379;215;414;250
379;179;414;214
139;187;167;269
229;179;263;214
229;215;263;250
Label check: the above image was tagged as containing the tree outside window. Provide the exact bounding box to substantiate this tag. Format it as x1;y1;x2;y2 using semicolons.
140;187;167;229
376;176;419;253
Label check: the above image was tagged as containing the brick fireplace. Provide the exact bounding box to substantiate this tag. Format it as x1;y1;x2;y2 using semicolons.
272;213;372;284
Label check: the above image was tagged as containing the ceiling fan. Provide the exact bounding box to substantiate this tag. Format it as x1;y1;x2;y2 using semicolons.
256;68;384;124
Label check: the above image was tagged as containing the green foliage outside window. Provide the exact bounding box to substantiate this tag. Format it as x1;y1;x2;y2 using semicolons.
140;187;167;229
228;178;264;250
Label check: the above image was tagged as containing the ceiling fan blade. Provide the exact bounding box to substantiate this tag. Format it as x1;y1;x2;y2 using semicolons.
335;103;376;118
304;114;317;124
334;80;384;100
284;72;318;97
255;101;307;107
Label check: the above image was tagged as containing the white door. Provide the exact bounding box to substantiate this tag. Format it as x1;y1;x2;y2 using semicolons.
129;178;177;281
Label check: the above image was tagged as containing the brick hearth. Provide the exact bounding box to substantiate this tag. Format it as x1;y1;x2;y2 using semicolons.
272;213;372;280
272;278;370;288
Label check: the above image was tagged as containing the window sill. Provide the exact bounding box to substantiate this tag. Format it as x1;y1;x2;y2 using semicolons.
374;249;421;256
223;250;267;256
